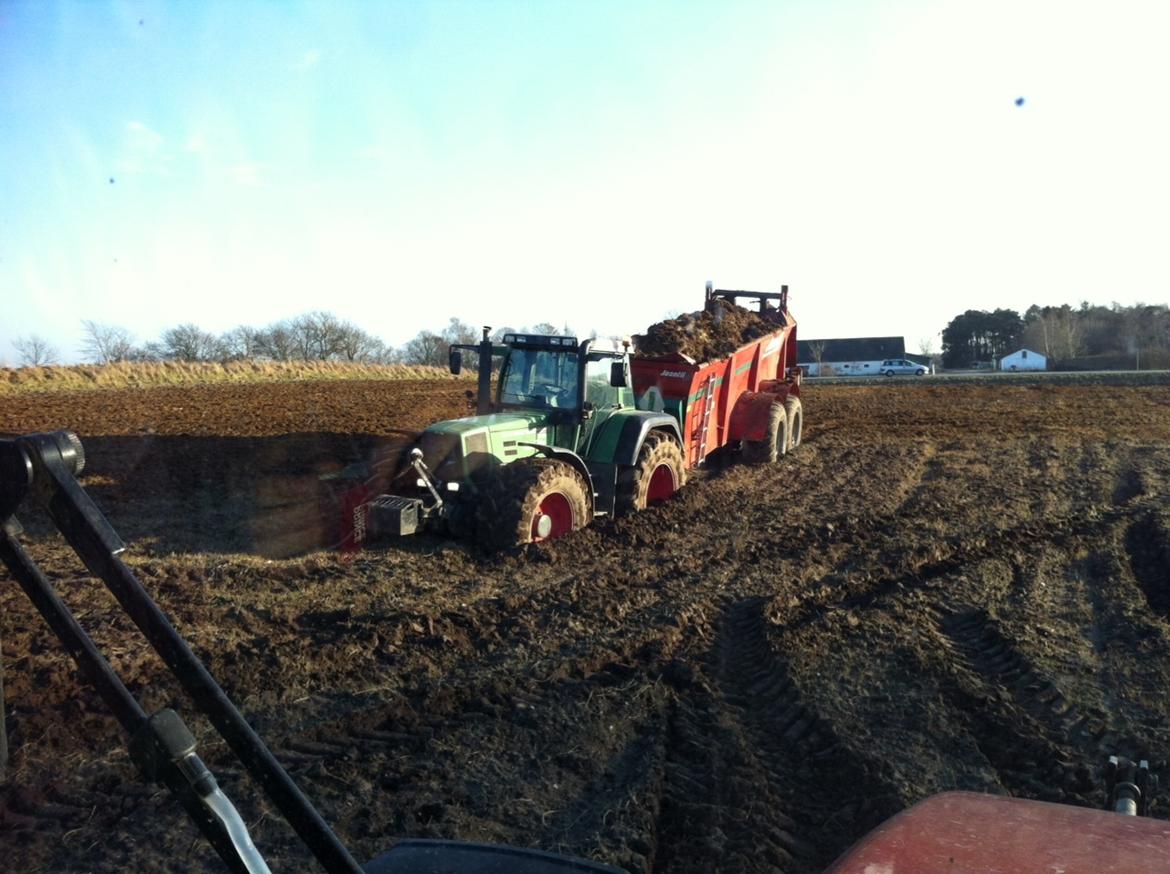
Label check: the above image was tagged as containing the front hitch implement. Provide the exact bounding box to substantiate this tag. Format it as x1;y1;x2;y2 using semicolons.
369;448;445;539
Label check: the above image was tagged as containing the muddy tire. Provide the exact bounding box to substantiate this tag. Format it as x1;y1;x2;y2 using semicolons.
742;401;788;464
615;431;686;516
476;459;590;549
785;396;803;451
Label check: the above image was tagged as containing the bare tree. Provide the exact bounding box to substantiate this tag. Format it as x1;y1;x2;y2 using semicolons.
377;344;405;364
917;337;936;356
256;322;297;360
807;340;827;374
336;322;386;362
80;320;136;364
401;331;445;366
288;311;349;360
221;325;265;360
133;341;166;362
162;323;224;361
441;317;478;348
13;334;60;366
1021;305;1082;364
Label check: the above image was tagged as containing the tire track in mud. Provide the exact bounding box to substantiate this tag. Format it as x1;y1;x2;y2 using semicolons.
1111;447;1149;507
216;591;719;869
930;500;1170;804
8;382;1170;873
774;491;1170;638
938;606;1107;800
651;597;902;874
1124;512;1170;620
1078;533;1170;756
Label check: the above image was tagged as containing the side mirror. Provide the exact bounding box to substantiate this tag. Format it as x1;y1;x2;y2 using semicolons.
448;348;462;375
609;361;627;387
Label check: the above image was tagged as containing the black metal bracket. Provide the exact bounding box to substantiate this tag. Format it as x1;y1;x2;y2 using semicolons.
0;431;361;873
1105;755;1158;816
705;280;790;318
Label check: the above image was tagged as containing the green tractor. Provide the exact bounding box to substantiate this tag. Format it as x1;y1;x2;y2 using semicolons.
371;329;686;548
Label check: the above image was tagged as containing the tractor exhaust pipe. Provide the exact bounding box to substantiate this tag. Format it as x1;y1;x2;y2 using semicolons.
476;326;493;415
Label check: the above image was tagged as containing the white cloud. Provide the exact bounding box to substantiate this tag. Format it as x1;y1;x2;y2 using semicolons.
184;132;208;154
127;120;164;148
231;162;264;187
357;145;388;161
118;120;171;176
293;48;321;71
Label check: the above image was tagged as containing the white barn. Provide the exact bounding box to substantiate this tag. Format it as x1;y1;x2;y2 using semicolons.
999;348;1047;371
797;337;929;377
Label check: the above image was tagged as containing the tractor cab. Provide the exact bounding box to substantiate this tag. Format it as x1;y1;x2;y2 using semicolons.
497;334;583;412
448;330;631;419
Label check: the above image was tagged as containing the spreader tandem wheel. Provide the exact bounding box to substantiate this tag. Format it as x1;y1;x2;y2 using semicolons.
742;399;789;464
785;395;803;451
477;459;591;548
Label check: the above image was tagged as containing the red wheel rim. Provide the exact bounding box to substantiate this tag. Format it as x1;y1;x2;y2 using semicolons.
532;492;573;541
646;464;677;505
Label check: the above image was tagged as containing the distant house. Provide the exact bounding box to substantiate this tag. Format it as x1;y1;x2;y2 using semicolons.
797;337;929;377
999;348;1047;371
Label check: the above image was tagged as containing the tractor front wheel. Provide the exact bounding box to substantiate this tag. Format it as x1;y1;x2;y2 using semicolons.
477;459;590;549
615;431;686;515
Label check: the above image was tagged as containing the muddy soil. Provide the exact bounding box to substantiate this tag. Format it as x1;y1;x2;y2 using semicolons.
2;376;1170;872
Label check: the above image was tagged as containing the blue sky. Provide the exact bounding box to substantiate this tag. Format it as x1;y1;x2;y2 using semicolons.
2;1;1168;363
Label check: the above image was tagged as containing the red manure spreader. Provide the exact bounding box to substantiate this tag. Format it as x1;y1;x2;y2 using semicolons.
345;283;805;550
630;283;803;470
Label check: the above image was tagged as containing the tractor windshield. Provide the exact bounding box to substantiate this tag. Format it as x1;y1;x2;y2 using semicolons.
499;348;580;409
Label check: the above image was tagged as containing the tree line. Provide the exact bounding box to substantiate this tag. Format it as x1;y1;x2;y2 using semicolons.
942;302;1170;369
13;301;1167;370
9;313;579;368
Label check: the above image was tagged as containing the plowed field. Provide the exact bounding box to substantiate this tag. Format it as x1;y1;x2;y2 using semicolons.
2;375;1170;872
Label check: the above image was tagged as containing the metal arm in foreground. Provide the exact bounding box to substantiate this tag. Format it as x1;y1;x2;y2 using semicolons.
0;431;360;874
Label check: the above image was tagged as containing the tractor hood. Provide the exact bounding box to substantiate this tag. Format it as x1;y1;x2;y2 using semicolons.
429;412;553;438
417;413;556;481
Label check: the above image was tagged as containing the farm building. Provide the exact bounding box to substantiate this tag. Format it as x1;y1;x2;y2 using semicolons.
999;348;1047;371
797;337;930;377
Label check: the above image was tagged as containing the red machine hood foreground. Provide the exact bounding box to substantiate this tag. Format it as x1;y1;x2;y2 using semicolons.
825;791;1170;874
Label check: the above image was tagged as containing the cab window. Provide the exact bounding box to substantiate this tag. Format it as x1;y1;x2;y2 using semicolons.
584;357;618;409
500;349;580;408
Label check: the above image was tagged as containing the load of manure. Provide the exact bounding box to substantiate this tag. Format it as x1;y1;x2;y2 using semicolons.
634;299;787;362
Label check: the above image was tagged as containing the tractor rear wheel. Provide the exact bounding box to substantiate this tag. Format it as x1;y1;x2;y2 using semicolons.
785;396;803;451
476;459;590;549
742;401;788;464
615;431;686;515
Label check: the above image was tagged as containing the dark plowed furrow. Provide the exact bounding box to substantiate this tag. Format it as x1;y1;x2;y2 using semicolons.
781;498;1166;632
652;696;807;874
1112;465;1146;506
655;598;901;872
1125;513;1170;620
720;606;840;762
940;608;1102;798
943;609;1102;738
